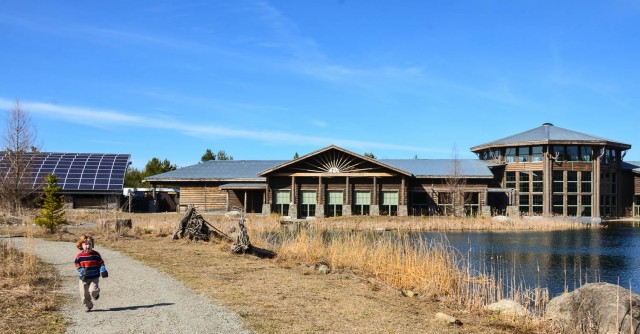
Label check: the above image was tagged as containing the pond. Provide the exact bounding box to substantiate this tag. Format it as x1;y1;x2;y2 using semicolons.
417;221;640;297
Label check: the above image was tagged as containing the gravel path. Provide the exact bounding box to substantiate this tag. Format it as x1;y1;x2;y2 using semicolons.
8;238;250;334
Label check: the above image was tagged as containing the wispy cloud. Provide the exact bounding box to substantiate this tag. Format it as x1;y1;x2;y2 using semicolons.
0;97;440;153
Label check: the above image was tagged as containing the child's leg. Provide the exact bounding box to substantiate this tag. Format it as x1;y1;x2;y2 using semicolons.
89;278;101;300
78;279;93;310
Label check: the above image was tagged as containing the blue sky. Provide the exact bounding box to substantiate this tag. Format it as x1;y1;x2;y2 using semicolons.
1;1;639;169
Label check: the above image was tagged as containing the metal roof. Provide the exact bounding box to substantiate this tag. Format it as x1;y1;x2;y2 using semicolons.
381;159;497;178
145;158;497;181
622;161;640;175
145;160;287;182
471;123;631;152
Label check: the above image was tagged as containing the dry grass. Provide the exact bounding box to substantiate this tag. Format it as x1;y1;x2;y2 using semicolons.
0;224;67;334
2;211;583;333
62;211;563;333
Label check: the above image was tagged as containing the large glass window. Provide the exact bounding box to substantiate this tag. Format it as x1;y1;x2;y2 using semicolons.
532;146;543;162
411;192;433;216
381;191;398;216
518;147;530;162
354;191;370;215
274;190;290;215
300;191;316;218
566;146;579;161
327;191;343;217
505;147;516;163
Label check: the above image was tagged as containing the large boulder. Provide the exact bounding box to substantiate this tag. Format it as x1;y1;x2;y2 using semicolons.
546;282;640;333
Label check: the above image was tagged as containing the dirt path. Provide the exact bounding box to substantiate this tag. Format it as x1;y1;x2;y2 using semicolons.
9;237;250;334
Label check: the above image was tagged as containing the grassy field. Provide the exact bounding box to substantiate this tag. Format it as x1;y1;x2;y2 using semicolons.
0;224;67;334
0;212;585;333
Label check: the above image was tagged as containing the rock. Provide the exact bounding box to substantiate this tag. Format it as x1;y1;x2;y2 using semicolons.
546;282;640;334
225;210;241;218
317;264;330;275
401;290;417;298
434;312;462;326
492;215;511;223
486;299;528;317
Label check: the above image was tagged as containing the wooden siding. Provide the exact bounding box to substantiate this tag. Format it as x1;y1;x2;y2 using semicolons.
180;184;228;211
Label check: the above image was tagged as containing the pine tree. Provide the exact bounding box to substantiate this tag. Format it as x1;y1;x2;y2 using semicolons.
35;173;66;233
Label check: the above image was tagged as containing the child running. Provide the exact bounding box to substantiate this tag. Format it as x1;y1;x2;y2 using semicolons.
74;235;108;312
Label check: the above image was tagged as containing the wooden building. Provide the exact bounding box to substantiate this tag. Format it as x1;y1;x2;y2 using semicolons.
146;124;639;220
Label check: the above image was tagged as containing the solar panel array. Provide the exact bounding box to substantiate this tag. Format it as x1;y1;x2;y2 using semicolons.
0;152;130;192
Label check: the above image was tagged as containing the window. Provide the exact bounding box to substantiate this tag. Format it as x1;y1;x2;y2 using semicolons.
411;192;432;216
532;146;543;162
327;191;343;217
581;172;591;193
552;146;565;161
381;191;398;216
274;190;290;215
566;146;579;161
567;171;578;193
519;194;529;214
567;195;578;216
532;195;543;214
553;195;564;215
491;148;500;160
354;191;370;215
580;147;592;161
519;172;529;193
506;171;516;189
505;147;516;163
300;191;316;218
518;147;530;162
532;171;543;192
553;171;564;193
581;195;591;217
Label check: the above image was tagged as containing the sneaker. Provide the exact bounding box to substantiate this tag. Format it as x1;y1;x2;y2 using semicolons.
85;306;92;312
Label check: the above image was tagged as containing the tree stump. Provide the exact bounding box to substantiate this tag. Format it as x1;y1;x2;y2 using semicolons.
230;207;276;259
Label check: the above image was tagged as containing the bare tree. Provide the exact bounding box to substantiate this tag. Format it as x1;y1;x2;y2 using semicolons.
1;100;39;215
444;145;468;217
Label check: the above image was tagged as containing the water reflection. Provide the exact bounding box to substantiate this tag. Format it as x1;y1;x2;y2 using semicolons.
418;222;640;297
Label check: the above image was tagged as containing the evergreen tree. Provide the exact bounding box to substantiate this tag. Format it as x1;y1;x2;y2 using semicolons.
201;148;215;162
35;173;66;233
293;152;299;159
145;157;177;175
216;150;233;160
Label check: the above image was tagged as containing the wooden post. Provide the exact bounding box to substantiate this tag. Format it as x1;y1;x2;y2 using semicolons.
244;190;247;212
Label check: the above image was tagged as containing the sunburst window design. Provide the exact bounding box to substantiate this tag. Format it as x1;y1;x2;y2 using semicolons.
295;150;375;173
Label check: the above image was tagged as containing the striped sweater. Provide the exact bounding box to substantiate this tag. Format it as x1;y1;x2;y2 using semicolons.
75;251;106;280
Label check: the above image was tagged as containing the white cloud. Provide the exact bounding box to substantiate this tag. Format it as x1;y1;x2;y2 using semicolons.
0;97;438;153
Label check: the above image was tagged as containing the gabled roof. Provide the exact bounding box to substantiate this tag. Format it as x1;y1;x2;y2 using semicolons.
381;159;497;178
258;145;413;177
471;123;631;152
145;160;287;182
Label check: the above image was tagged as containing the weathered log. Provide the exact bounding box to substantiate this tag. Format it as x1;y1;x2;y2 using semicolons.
172;205;232;242
230;207;275;259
